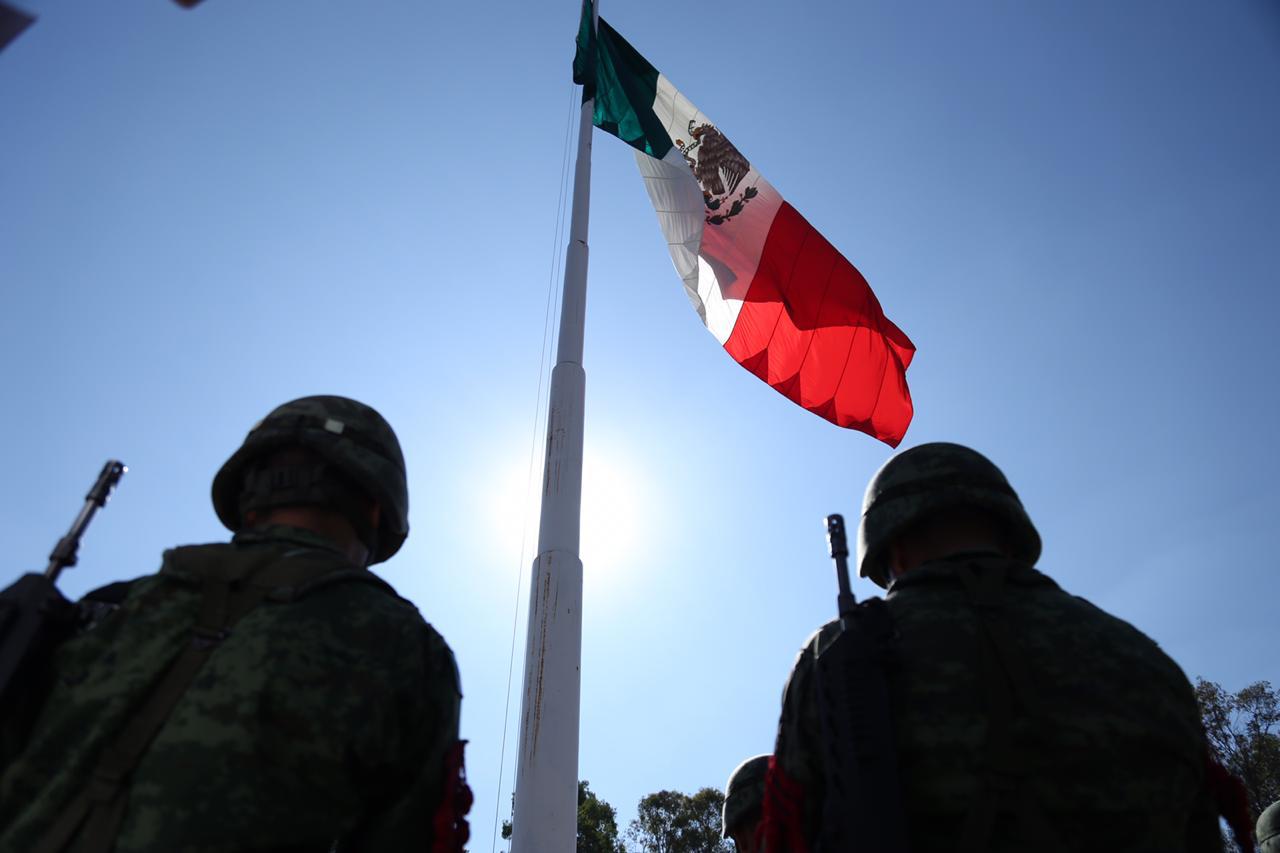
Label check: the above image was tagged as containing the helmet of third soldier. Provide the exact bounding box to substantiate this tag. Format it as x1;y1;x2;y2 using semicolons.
211;395;409;564
1259;799;1280;853
856;442;1040;588
722;754;770;839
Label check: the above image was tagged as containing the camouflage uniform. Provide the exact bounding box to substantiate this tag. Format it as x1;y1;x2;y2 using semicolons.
0;397;468;853
765;443;1223;852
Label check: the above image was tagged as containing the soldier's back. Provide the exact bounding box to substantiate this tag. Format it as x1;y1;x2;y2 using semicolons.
0;531;461;853
885;556;1220;852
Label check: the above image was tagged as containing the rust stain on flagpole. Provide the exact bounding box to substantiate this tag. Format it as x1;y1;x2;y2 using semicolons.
524;559;556;757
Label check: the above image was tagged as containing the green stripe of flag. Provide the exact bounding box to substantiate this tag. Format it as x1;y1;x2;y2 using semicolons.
573;3;673;160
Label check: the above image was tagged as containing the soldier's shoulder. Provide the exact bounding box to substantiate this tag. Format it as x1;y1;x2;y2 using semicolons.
1014;574;1171;653
781;618;843;701
395;613;461;701
73;577;144;632
1014;573;1202;714
801;618;844;659
1057;591;1193;681
304;570;441;635
322;572;460;696
428;632;462;699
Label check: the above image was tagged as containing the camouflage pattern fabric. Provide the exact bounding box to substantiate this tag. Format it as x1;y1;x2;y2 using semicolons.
769;555;1223;852
0;526;462;852
212;395;411;564
856;442;1041;589
1259;800;1280;853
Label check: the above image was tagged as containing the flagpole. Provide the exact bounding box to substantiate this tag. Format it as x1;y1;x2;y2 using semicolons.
510;1;597;849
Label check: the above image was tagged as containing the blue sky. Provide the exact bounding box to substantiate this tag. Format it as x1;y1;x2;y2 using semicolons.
2;0;1278;847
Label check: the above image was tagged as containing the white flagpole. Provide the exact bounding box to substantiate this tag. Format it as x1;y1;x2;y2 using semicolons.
510;1;597;849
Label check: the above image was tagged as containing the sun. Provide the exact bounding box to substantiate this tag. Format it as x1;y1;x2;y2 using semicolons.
489;441;646;583
578;446;644;577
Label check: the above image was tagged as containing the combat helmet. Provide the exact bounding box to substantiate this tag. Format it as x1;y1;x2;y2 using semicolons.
212;395;409;564
1259;799;1280;853
722;754;770;839
857;442;1040;588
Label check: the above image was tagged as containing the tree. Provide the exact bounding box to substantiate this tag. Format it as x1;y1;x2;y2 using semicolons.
1195;678;1280;819
626;787;732;853
578;780;627;853
501;780;625;853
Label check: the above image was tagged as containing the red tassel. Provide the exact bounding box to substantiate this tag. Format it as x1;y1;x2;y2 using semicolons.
761;755;810;853
432;740;473;853
1207;753;1255;853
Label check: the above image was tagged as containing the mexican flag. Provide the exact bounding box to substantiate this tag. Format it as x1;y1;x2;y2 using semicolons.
574;7;916;446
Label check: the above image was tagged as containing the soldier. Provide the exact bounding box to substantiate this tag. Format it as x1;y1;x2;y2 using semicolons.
763;442;1226;852
0;396;471;853
722;754;769;852
1260;800;1280;853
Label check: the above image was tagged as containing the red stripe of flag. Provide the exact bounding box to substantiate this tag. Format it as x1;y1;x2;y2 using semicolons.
723;203;915;446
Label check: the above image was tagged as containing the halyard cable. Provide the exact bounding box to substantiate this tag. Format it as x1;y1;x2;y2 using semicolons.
490;80;579;853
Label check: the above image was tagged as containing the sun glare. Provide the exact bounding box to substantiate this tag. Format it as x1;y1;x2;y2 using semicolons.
490;443;646;583
579;447;644;574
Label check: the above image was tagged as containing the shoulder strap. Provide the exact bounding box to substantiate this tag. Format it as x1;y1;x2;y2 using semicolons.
35;544;378;853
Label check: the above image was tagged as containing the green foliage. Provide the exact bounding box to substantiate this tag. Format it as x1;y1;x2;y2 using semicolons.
1196;677;1280;819
500;780;624;853
627;787;732;853
578;780;626;853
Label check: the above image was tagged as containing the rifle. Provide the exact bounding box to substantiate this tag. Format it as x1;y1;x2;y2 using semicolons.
810;513;908;852
0;460;126;712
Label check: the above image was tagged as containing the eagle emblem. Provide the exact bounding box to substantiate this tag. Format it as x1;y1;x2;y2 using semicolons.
677;121;760;227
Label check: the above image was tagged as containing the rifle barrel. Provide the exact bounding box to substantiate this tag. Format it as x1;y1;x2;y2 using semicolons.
825;513;857;617
44;460;126;581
